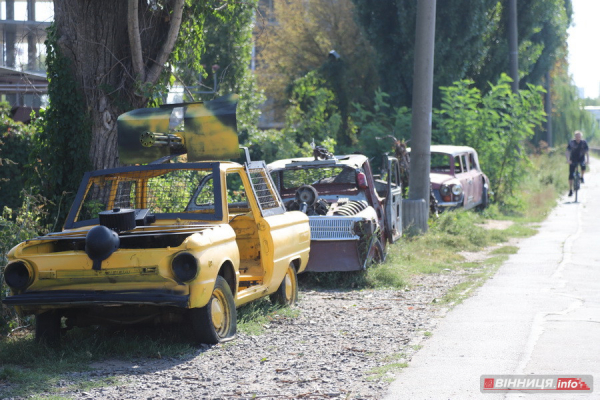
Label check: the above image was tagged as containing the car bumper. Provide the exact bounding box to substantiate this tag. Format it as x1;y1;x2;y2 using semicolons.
437;201;462;208
305;240;362;272
2;289;189;308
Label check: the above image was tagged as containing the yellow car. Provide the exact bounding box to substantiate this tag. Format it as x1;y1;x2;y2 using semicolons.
2;97;310;345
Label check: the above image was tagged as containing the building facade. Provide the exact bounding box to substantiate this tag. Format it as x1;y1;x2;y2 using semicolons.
0;0;51;114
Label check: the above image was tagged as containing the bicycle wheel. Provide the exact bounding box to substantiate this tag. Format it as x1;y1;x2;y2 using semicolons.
574;170;580;202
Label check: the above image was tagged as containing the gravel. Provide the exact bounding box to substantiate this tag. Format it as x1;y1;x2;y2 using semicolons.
30;270;473;400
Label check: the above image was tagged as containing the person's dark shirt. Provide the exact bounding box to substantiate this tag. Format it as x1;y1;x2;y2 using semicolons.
567;139;589;162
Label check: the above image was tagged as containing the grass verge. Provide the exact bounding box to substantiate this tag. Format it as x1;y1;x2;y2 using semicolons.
0;298;299;398
440;254;508;306
237;298;301;336
0;325;195;398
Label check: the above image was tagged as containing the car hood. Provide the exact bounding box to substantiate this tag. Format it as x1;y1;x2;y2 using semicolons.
430;173;459;187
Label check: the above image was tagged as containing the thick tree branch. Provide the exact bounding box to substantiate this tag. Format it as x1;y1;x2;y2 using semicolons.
127;0;145;81
214;2;229;12
145;0;185;85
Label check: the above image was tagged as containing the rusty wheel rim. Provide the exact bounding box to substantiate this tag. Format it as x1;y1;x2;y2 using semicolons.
211;289;229;336
284;266;296;303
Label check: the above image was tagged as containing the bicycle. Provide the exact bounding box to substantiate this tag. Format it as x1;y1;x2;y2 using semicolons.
573;164;581;202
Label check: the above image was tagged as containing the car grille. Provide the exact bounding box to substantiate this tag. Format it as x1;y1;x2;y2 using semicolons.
309;217;360;241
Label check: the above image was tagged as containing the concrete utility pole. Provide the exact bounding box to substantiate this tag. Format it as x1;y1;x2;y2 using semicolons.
405;0;436;234
545;71;553;147
508;0;519;93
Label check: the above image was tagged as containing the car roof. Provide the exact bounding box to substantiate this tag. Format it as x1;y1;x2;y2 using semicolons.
267;154;368;170
430;145;476;156
407;145;476;156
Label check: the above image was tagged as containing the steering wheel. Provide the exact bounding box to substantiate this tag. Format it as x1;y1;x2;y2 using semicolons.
295;185;319;206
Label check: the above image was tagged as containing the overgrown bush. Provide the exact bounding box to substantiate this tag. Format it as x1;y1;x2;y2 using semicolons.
351;75;546;209
248;71;339;163
351;89;413;159
0;102;37;211
437;74;546;205
1;194;49;335
29;24;91;228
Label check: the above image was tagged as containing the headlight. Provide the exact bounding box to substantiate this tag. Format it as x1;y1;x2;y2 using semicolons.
451;184;463;196
4;261;33;290
171;252;199;282
440;185;451;196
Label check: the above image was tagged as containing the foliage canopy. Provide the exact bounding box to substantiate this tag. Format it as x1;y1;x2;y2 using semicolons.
351;0;572;108
437;74;547;204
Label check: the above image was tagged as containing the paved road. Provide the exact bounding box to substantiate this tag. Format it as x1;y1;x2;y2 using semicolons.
385;165;599;399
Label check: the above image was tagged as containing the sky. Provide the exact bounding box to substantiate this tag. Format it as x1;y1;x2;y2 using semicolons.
568;0;600;99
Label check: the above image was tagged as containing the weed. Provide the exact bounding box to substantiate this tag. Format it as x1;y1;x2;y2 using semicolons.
367;362;409;382
380;353;407;363
490;246;519;255
237;298;300;336
299;270;370;289
441;255;508;306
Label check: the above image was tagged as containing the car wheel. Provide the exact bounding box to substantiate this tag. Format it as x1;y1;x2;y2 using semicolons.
429;186;440;216
189;276;237;344
365;239;385;268
270;263;298;306
35;310;61;346
477;186;489;211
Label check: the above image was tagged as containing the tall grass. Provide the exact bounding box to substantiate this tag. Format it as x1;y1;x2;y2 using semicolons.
516;150;569;221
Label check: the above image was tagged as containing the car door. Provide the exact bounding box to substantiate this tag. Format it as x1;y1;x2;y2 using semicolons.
457;152;482;209
243;161;290;289
384;157;403;243
467;151;483;206
454;154;472;208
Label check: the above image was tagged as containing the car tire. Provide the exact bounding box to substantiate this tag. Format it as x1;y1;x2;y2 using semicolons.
477;186;489;211
365;239;385;267
270;263;298;306
35;310;61;346
189;276;237;344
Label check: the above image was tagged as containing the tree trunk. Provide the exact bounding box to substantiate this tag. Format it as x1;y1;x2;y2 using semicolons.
53;0;176;170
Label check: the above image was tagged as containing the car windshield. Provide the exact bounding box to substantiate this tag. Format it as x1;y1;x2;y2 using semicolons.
73;165;218;225
273;166;357;191
430;153;452;172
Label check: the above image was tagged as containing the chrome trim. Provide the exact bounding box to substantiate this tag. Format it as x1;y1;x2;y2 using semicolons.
308;217;362;241
437;201;462;207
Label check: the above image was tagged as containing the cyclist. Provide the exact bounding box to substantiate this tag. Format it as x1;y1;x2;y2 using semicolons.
566;130;589;197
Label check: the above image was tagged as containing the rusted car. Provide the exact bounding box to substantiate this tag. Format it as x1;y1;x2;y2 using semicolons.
2;96;311;345
268;153;402;272
427;145;490;211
